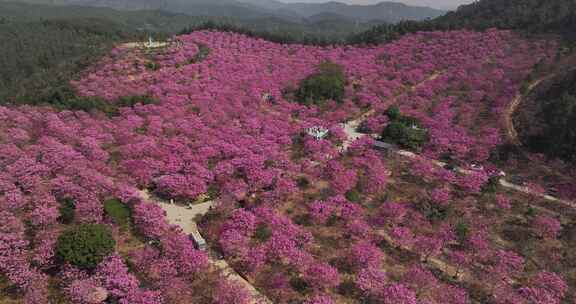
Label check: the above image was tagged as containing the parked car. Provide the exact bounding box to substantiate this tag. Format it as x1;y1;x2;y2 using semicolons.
470;162;484;171
188;233;208;251
546;186;559;196
443;163;458;172
485;165;506;178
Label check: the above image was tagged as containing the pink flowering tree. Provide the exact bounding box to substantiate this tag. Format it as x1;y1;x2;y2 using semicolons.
94;254;139;299
356;267;387;296
519;271;567;304
303;262;341;290
304;294;335;304
532;215;562;239
212;279;251;304
413;235;443;262
347;241;383;270
380;283;417;304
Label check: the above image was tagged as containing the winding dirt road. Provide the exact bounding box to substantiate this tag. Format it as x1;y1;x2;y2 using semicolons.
504;77;549;145
502;74;576;196
340;72;576;209
138;190;271;304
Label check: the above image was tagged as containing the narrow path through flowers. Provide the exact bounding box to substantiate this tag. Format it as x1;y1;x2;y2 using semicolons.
138;190;272;304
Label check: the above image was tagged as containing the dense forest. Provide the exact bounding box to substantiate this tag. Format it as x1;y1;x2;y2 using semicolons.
524;70;576;164
436;0;576;38
348;0;576;45
0;18;130;104
0;1;217;32
345;20;437;45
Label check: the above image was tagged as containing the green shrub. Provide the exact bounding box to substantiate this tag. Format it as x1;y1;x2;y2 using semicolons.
345;189;361;202
200;209;223;225
527;89;576;164
422;203;448;222
326;214;340;226
293;214;313;227
525;207;537;217
455;222;470;243
104;198;131;228
382;121;428;151
289;277;310;294
381;107;428;151
295;62;345;105
253;223;272;243
58;198;76;224
25;82;159;116
385;105;402;121
189;44;211;63
145;61;160;71
42;87;112;113
206;184;220;200
296;176;310;189
482;177;500;194
337;280;358;297
56;224;115;269
116;94;159;107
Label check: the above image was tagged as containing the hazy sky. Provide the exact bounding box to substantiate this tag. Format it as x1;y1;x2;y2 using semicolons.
279;0;475;10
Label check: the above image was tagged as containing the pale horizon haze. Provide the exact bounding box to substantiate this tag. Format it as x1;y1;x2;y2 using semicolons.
277;0;475;10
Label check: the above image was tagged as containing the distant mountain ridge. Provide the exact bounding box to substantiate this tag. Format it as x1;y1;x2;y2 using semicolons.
3;0;445;22
276;1;444;22
436;0;576;37
0;0;381;40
